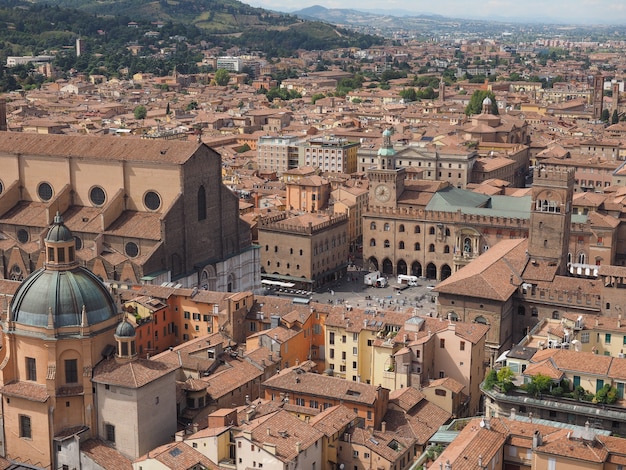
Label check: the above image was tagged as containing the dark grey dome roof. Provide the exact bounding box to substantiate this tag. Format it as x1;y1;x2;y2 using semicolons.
45;212;73;243
10;267;117;328
115;319;135;337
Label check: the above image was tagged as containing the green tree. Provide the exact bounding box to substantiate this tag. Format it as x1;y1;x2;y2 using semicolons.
399;87;418;102
484;369;498;390
133;105;147;120
524;374;552;397
311;93;325;104
465;90;498;116
236;143;251;153
166;102;171;115
496;366;515;392
186;101;198;111
601;108;610;122
612;109;619;124
595;384;618;404
214;68;230;86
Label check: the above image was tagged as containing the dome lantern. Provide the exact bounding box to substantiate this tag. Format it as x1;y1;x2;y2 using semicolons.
44;212;78;270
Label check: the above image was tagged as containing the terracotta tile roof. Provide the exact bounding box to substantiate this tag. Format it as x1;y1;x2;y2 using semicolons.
239;409;323;462
531;349;613;377
80;438;132;470
150;332;233;370
435;238;528;301
92;357;178;388
263;365;385;406
203;359;263;400
348;426;415;463
104;211;162;240
0;132;204;165
389;386;426;412
523;359;564;381
0;201;49;228
453;322;490;344
426;376;466;394
309;405;358;437
431;418;507;470
134;440;217;469
0;381;49;402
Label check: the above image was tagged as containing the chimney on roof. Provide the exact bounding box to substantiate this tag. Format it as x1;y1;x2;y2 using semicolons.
267;427;271;436
192;423;199;434
403;334;408;343
381;421;386;433
532;430;542;449
175;430;184;442
619;314;622;329
510;408;516;419
295;442;302;454
444;460;452;470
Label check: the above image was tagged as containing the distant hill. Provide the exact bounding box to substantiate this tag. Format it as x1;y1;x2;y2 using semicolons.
15;0;382;54
291;4;469;36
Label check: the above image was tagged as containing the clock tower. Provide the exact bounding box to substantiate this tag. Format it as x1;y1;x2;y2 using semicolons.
367;128;405;208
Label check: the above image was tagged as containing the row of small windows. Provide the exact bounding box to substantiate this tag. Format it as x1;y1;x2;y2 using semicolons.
370;239;455;253
35;182;162;212
369;222;450;236
267;260;301;270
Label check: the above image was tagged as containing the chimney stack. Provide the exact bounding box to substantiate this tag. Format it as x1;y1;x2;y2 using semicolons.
381;421;386;433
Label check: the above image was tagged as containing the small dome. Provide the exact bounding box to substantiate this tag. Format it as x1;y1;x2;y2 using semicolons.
45;212;73;243
10;267;117;328
382;128;392;137
482;96;492;106
115;319;136;338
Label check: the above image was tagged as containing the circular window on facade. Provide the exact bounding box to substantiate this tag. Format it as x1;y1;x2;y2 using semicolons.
17;229;29;244
75;236;83;250
144;191;161;211
125;241;139;258
38;182;54;201
89;186;106;206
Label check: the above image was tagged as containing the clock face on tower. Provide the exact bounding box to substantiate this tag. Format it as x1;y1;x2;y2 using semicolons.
374;184;391;203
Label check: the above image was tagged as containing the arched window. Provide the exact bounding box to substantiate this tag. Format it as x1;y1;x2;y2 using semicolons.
370;239;376;247
428;244;435;252
475;316;488;325
414;242;421;251
384;223;390;231
399;241;405;249
370;222;377;230
577;252;586;264
463;237;472;253
448;312;459;321
414;226;421;234
445;228;451;236
384;240;390;248
444;245;450;253
429;226;436;235
197;185;206;221
399;224;405;232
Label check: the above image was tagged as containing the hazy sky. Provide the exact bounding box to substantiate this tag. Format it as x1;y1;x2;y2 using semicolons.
247;0;626;25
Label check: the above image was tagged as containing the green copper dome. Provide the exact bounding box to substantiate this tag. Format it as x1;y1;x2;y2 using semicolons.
45;212;74;243
10;268;117;328
115;319;136;337
10;211;117;329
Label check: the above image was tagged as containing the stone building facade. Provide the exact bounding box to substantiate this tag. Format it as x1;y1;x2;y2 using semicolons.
0;131;260;292
258;212;349;290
